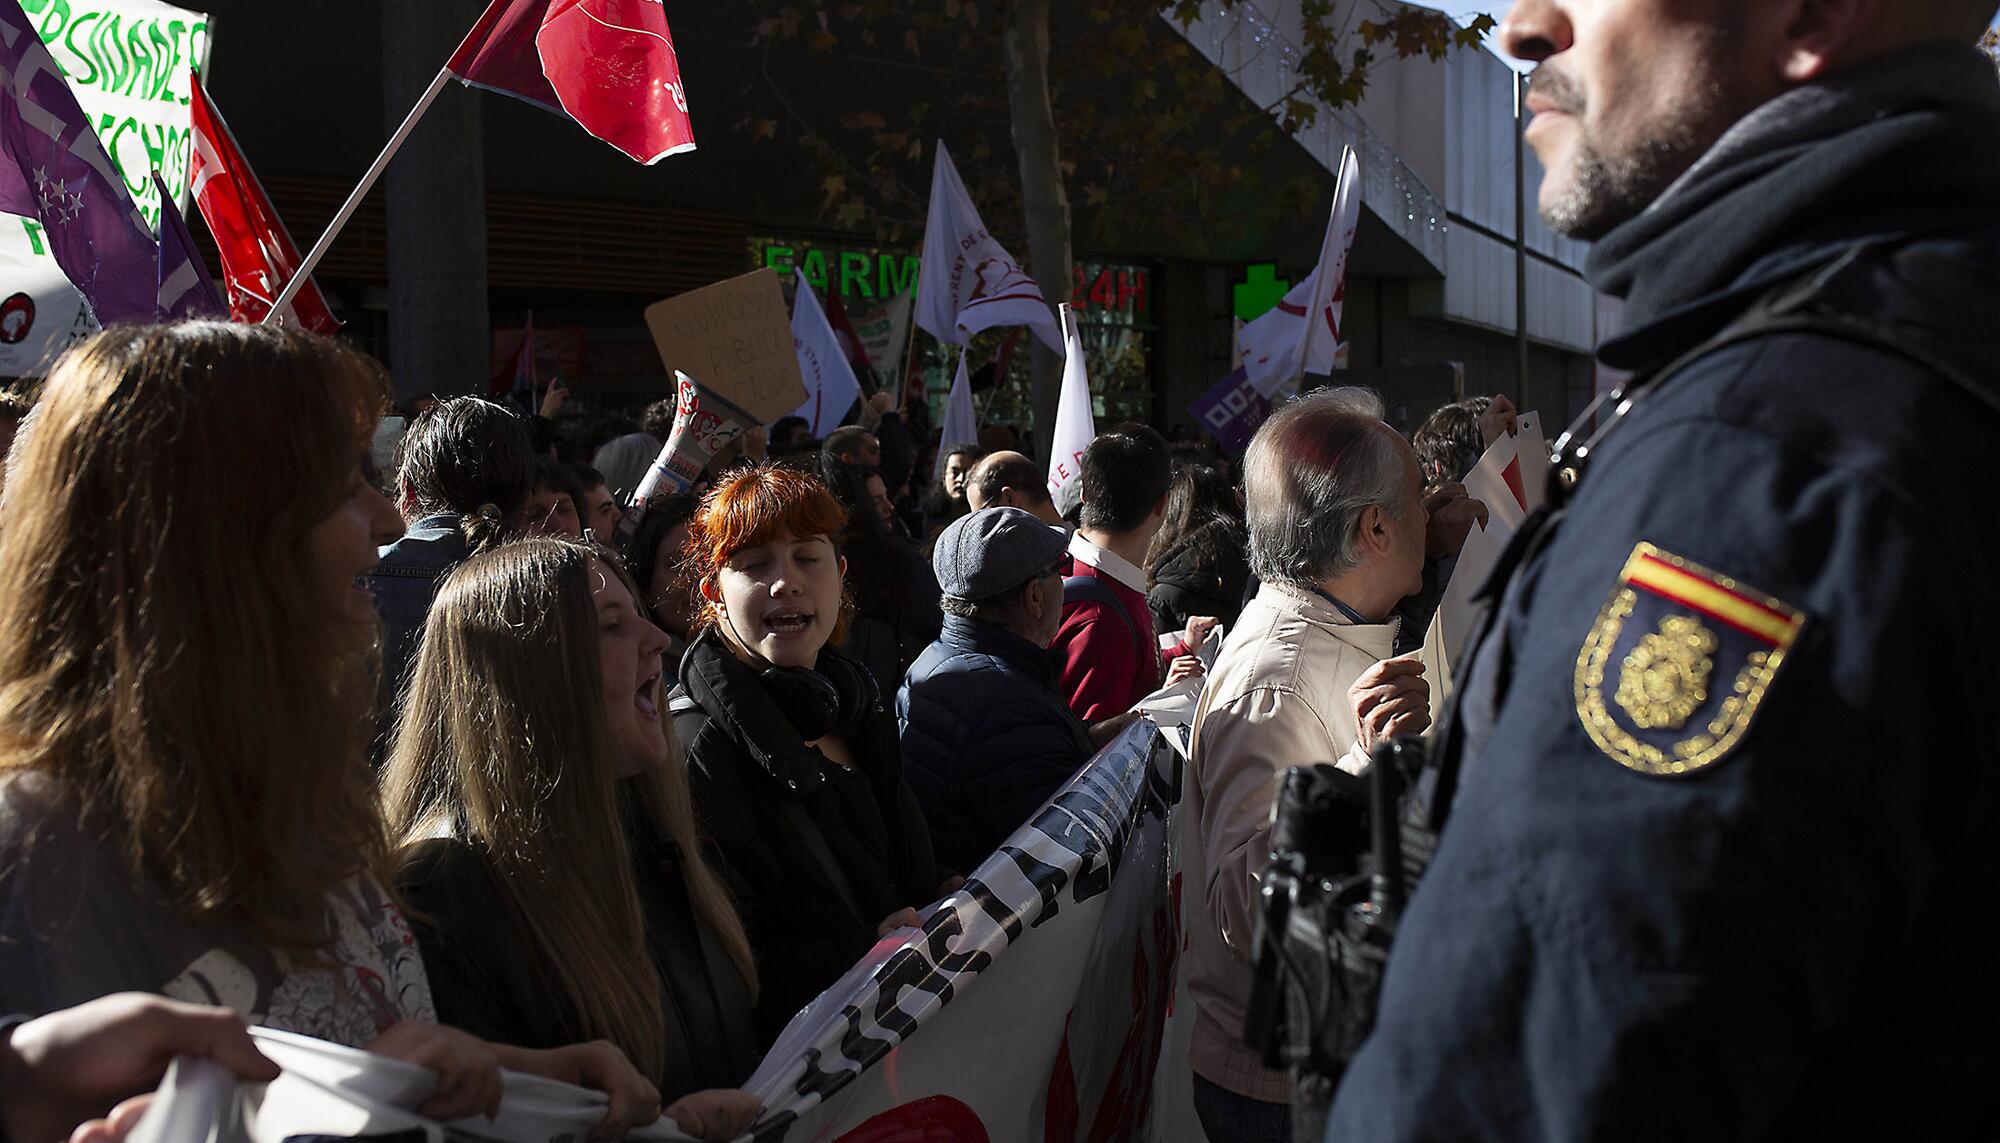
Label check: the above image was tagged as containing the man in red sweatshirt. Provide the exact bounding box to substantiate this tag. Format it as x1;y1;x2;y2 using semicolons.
1054;424;1217;721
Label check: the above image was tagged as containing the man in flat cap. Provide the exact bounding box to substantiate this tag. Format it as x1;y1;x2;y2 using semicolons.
897;507;1135;874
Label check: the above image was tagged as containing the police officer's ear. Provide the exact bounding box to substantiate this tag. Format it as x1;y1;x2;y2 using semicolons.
1761;0;1894;86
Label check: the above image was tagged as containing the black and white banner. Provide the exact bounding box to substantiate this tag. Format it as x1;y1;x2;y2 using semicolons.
736;718;1200;1142
127;719;1200;1143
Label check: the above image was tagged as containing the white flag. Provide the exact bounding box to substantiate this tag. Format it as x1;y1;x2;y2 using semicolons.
1238;147;1362;397
916;142;1063;354
854;290;913;390
934;354;978;481
1045;304;1096;515
787;270;863;436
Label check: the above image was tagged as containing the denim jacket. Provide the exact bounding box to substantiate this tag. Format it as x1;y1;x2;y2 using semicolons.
366;512;468;703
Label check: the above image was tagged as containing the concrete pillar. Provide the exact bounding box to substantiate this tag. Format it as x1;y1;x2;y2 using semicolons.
381;0;489;400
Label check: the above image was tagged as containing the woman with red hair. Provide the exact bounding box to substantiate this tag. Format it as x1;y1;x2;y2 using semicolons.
668;465;942;1045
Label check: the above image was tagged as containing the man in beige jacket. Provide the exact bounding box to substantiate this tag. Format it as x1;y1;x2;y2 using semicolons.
1184;388;1438;1142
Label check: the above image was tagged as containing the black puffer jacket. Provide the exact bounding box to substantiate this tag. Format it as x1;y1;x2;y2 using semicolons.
670;629;940;1046
1146;518;1250;636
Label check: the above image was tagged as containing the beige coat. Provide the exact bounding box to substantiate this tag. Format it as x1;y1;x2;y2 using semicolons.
1181;580;1401;1103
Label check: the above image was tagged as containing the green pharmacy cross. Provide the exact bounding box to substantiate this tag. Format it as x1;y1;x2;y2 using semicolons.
1234;263;1291;323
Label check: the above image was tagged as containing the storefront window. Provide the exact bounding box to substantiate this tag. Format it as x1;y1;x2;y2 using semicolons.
751;236;1156;441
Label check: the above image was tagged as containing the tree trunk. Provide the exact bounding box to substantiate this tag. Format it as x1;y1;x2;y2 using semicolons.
1003;0;1072;466
382;0;490;402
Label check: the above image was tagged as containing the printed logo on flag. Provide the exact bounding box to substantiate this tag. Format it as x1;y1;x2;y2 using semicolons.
1186;367;1269;458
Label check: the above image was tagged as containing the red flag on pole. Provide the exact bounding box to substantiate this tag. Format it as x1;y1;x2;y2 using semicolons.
822;290;873;380
447;0;696;166
188;78;340;335
490;311;539;400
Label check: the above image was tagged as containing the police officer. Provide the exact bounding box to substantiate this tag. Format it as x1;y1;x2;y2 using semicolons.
1328;1;2000;1139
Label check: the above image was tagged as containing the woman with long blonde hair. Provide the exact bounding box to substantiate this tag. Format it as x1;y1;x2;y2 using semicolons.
0;323;656;1130
384;538;760;1143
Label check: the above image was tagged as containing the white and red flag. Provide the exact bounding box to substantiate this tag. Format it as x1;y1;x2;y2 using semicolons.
916;142;1062;354
188;78;340;335
447;0;695;165
1237;146;1361;397
1045;304;1096;515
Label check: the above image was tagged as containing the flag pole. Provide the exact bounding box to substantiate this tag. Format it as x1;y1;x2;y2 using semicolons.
894;300;921;414
263;65;454;324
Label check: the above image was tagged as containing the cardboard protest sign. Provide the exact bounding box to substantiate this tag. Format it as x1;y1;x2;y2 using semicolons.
642;268;806;424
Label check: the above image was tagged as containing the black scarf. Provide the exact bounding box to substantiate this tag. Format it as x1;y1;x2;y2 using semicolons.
677;628;881;792
1588;42;2000;356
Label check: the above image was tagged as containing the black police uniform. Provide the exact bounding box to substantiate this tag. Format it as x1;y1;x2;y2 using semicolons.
1327;43;2000;1141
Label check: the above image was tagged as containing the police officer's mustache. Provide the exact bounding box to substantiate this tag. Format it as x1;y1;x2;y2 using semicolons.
1527;65;1586;118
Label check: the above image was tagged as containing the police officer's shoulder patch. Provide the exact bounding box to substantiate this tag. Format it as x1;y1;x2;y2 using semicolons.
1574;543;1805;777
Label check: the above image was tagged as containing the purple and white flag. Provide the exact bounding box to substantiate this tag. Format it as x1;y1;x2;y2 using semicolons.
152;172;224;322
0;0;159;324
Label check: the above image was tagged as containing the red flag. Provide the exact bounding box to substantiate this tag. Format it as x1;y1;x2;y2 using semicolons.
822;290;872;378
447;0;695;166
491;311;538;400
445;0;561;113
188;79;339;335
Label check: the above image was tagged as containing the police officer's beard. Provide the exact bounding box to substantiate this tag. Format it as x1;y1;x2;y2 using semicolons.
1534;41;1744;242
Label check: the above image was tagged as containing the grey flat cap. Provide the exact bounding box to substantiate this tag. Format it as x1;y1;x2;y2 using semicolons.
933;506;1070;601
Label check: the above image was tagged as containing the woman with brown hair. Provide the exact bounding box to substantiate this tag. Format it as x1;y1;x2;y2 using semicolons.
383;538;760;1142
671;464;945;1047
0;324;655;1129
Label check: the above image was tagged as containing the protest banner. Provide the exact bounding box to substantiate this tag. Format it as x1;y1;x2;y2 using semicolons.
0;0;208;370
851;289;911;389
732;717;1199;1141
127;1031;707;1143
14;0;209;232
122;719;1204;1143
643;268;807;425
0;234;94;377
1186;366;1270;457
1438;413;1549;665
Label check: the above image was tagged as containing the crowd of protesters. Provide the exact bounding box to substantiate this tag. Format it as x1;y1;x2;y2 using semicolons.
0;321;1511;1143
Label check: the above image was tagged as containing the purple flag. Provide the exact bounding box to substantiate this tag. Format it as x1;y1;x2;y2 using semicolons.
1186;366;1271;458
152;171;225;321
0;0;159;324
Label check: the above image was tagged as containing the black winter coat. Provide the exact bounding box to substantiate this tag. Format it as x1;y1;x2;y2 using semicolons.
395;814;759;1098
670;630;939;1047
897;616;1096;874
1146;518;1250;636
